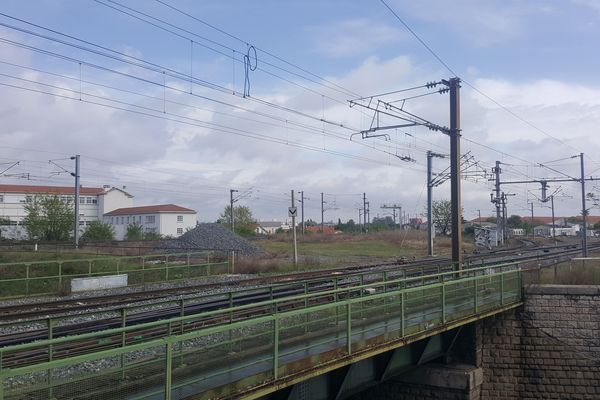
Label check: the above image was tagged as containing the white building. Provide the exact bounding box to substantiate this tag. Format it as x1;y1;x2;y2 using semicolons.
104;204;197;240
255;221;284;235
0;184;133;239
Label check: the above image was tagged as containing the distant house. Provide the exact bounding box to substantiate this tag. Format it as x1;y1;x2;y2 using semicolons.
508;228;525;236
104;204;196;240
306;225;335;234
255;221;283;235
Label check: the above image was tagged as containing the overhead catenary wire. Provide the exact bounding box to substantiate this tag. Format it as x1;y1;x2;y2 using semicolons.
378;0;599;165
0;65;433;172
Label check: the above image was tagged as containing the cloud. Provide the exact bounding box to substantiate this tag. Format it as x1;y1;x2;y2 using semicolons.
394;0;533;47
309;18;405;58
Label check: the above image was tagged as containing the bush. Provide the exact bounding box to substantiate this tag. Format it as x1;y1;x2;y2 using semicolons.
81;221;115;242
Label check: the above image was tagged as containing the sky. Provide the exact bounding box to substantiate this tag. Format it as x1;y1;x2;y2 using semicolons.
1;0;600;224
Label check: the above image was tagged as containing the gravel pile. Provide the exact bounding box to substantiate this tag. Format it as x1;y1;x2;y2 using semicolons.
158;223;264;257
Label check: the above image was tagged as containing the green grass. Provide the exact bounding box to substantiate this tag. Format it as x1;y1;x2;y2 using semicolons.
260;240;424;259
525;259;600;285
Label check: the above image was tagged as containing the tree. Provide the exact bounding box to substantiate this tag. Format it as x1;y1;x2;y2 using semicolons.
143;231;162;240
125;223;143;240
371;216;395;231
219;205;256;235
305;219;318;227
431;200;452;236
81;221;115;242
334;218;359;233
506;215;523;229
22;195;74;241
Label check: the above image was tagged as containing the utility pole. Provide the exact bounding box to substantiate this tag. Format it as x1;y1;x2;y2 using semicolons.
580;153;588;257
366;201;370;230
427;150;445;256
449;77;462;267
551;195;556;246
363;193;367;233
229;188;238;274
493;161;503;245
321;192;325;233
358;208;363;232
381;204;402;229
530;202;535;238
291;190;298;266
298;190;305;235
502;192;507;242
229;189;238;232
71;155;80;249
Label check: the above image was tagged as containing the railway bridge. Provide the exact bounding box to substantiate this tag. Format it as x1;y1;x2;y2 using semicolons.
0;247;598;400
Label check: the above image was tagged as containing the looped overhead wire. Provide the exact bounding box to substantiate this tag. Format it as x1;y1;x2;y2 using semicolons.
243;45;257;97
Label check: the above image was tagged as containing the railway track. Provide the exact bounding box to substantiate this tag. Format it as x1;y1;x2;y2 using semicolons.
0;241;579;320
0;260;518;370
0;241;593;353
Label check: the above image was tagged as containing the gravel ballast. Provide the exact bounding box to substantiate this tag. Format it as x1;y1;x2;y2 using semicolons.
157;223;264;257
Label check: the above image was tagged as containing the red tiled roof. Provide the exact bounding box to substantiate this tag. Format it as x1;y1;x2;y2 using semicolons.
0;184;104;196
470;216;600;225
105;204;196;216
306;226;335;234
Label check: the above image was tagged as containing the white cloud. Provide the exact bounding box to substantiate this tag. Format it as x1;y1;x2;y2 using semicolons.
395;0;533;47
309;19;406;58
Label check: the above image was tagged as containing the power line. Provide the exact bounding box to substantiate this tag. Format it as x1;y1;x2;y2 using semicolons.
0;77;420;169
378;0;595;162
151;0;362;98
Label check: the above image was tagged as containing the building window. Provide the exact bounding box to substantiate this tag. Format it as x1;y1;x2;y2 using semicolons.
146;215;155;224
86;197;93;204
138;216;142;223
111;217;114;224
177;228;183;235
127;216;130;224
25;195;32;203
91;198;97;204
177;215;183;222
80;197;85;204
0;195;3;202
79;221;85;226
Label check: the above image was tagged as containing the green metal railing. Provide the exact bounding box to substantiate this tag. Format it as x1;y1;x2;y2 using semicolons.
0;262;522;400
0;260;456;339
0;251;229;298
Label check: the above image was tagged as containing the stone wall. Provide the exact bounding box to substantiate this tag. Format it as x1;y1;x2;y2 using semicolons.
481;285;600;399
350;284;600;400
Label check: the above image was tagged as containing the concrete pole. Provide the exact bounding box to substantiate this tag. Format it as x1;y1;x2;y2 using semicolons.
72;155;80;249
449;77;462;267
229;188;238;273
531;202;535;238
551;195;556;246
291;190;298;266
494;161;503;245
229;189;238;232
427;151;434;256
363;192;367;233
580;153;588;257
321;192;324;233
300;190;305;236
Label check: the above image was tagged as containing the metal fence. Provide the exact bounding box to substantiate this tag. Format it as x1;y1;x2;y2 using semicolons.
0;262;522;400
0;251;229;298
